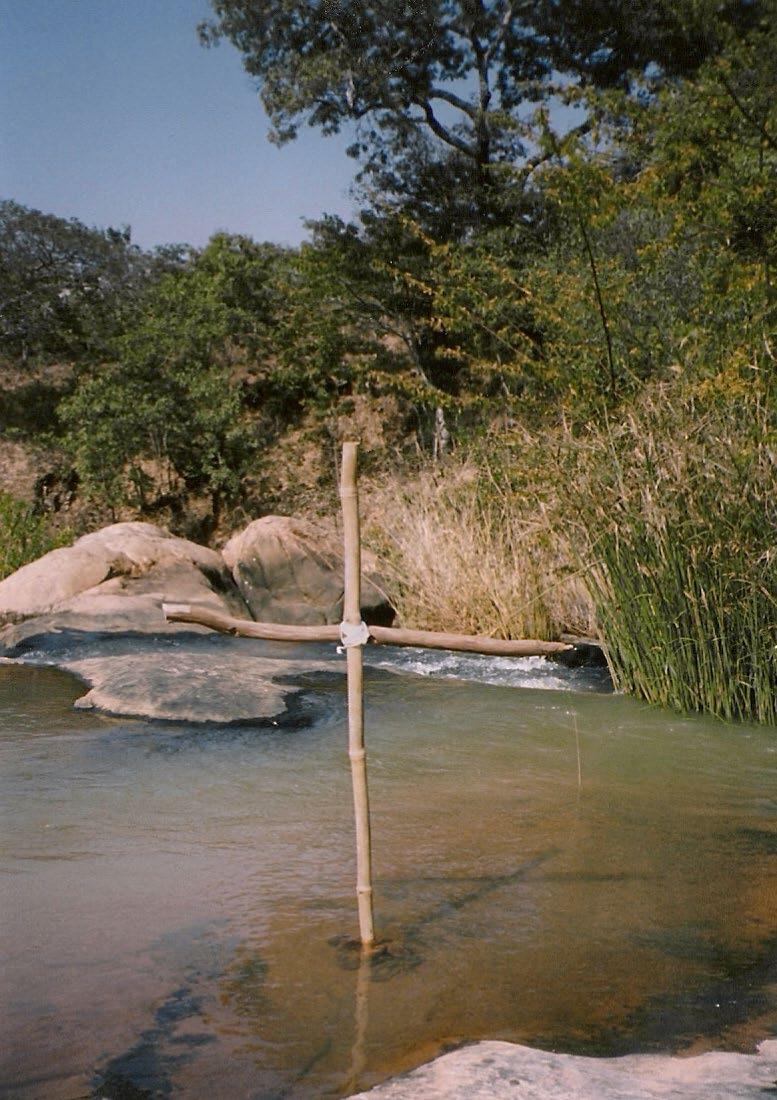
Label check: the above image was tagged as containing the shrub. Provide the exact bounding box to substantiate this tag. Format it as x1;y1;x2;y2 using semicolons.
0;493;71;580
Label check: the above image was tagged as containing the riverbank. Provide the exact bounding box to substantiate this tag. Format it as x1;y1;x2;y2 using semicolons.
2;374;775;727
363;381;777;726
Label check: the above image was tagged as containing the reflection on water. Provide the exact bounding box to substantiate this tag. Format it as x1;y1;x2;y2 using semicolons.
1;655;776;1098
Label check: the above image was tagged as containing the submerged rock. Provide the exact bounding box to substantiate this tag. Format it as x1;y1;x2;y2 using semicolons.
63;648;334;724
222;515;395;626
352;1039;777;1099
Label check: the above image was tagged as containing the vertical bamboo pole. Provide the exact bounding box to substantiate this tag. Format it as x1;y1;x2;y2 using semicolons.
340;441;375;946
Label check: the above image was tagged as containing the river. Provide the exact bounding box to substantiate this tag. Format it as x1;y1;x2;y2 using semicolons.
1;642;776;1098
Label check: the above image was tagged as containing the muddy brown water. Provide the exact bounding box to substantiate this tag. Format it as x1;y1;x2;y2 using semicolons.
1;648;776;1098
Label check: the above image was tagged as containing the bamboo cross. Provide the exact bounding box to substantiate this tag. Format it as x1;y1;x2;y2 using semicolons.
163;444;575;946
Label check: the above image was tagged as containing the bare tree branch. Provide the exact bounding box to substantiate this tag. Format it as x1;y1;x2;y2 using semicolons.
414;98;478;158
717;72;777;152
427;87;478;119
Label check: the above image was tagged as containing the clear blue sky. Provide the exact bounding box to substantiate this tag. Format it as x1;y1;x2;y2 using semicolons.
0;0;359;249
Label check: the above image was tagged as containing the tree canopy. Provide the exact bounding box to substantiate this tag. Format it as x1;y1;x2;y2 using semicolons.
5;0;775;532
0;200;185;363
201;0;762;231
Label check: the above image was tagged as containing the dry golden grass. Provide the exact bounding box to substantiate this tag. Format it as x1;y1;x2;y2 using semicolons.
362;456;596;641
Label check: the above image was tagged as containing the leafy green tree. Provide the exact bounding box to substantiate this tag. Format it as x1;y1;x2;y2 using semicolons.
61;235;274;524
201;0;759;233
0;200;184;363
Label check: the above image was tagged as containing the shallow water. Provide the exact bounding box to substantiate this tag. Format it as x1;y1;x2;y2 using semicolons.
1;647;776;1099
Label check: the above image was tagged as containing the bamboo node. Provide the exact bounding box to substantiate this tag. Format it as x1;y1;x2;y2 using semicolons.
349;749;366;762
356;886;373;895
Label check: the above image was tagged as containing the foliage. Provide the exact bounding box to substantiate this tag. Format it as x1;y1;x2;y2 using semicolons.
281;0;777;432
297;210;549;436
0;492;71;580
575;377;777;724
487;6;777;410
244;230;379;415
61;235;268;519
365;360;777;726
0;200;185;363
201;0;756;233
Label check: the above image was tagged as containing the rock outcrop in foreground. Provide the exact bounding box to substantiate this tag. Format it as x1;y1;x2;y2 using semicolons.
0;518;393;723
353;1039;777;1100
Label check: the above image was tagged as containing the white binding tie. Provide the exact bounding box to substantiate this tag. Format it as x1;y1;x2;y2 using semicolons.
338;620;371;654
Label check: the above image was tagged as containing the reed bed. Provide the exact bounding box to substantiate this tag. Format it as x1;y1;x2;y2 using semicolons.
592;531;776;723
363;374;776;725
574;382;777;724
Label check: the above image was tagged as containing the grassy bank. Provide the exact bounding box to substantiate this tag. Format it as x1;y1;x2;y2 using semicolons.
363;450;595;642
365;375;776;725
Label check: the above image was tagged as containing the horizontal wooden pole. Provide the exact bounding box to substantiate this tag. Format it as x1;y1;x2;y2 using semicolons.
162;604;341;642
162;604;573;657
368;625;572;656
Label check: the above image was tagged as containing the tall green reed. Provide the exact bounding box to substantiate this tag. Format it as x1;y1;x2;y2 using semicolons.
580;381;776;724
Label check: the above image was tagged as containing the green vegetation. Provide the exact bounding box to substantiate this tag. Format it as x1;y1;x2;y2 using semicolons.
0;199;184;363
365;372;777;724
581;385;777;724
0;492;71;581
1;0;775;720
60;235;268;527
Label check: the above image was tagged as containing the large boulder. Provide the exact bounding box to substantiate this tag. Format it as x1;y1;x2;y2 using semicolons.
0;521;250;639
222;515;395;627
0;517;393;724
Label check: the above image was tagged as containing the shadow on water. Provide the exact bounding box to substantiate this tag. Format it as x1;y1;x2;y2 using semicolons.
400;848;558;944
92;985;212;1100
622;929;777;1052
542;926;777;1058
737;828;777;855
329;851;562;1004
90;924;235;1100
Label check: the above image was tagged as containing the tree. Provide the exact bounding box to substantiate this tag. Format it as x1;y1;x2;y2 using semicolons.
201;0;760;233
0;200;184;363
61;235;273;524
489;0;777;408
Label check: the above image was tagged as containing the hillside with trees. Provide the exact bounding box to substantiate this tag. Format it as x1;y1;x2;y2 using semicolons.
1;0;774;721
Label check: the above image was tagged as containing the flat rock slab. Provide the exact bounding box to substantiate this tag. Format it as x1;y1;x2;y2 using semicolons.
1;627;341;725
63;650;336;723
353;1040;777;1099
